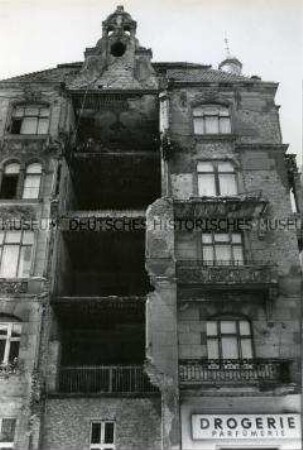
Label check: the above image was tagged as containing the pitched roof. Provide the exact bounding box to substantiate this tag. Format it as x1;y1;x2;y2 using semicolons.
0;64;82;84
0;60;272;86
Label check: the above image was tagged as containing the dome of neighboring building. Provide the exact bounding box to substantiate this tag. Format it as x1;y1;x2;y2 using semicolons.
219;56;243;76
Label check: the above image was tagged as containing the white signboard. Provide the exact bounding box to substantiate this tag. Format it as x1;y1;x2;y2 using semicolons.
192;414;301;440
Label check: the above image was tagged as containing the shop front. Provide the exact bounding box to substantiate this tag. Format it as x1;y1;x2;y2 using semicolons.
181;397;301;450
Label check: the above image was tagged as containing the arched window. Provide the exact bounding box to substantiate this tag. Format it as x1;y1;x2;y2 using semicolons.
0;318;21;365
193;105;231;135
197;160;237;196
206;319;253;360
0;162;20;199
289;188;298;213
22;163;42;199
10;105;50;135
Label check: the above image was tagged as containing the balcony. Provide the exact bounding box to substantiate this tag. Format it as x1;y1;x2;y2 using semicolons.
176;260;278;291
60;210;146;232
174;192;267;220
1;134;50;152
179;359;293;387
58;365;158;394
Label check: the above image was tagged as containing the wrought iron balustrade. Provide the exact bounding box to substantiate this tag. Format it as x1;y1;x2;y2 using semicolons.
58;365;158;394
179;359;292;385
176;260;278;287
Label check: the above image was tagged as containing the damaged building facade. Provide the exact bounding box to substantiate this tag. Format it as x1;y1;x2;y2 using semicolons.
0;5;302;450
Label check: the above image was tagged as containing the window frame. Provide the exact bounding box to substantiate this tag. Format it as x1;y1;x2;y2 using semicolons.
0;160;43;201
197;160;238;197
0;230;35;279
206;319;254;360
193;104;232;135
0;163;21;200
9;104;50;136
0;417;16;448
201;232;244;266
22;163;43;200
0;322;21;366
89;421;116;450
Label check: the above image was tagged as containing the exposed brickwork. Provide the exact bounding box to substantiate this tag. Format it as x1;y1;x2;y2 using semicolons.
42;398;161;450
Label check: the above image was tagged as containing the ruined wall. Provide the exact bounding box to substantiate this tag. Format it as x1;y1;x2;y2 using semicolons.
178;298;300;364
167;86;300;275
42;397;161;450
168;85;281;144
0;84;65;450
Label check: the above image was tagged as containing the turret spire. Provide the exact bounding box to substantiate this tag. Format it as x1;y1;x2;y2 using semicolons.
219;33;243;76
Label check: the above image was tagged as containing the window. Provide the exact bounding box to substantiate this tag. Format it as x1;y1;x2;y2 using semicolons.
90;421;115;450
22;164;42;199
197;161;237;196
193;105;231;135
0;164;20;200
10;105;49;135
207;320;253;359
202;233;244;265
0;418;16;449
0;231;34;278
0;322;21;365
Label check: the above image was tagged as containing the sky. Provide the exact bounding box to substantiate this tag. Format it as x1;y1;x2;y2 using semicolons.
0;0;302;166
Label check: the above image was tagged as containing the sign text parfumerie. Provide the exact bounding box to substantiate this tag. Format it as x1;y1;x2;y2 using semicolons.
191;414;301;440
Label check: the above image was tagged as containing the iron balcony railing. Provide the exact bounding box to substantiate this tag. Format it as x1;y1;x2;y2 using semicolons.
177;259;275;267
179;359;292;385
58;365;158;394
176;260;278;287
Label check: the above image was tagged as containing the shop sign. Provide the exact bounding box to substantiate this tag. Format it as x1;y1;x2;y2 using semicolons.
192;414;301;440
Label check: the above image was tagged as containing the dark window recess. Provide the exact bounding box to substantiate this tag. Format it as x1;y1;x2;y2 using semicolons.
9;341;20;362
0;418;16;442
10;118;22;134
91;422;101;444
111;41;126;57
0;175;19;199
104;423;115;444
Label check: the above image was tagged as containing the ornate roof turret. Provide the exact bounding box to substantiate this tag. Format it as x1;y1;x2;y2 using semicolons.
219;35;243;76
69;5;158;90
102;5;137;40
219;56;243;76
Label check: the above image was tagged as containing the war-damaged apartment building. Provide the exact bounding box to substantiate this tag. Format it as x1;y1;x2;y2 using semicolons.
0;5;302;450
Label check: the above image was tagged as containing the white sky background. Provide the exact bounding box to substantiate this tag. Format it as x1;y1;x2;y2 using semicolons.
0;0;302;165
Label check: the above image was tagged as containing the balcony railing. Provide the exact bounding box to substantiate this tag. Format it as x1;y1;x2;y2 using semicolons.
176;260;278;288
179;359;292;385
174;193;268;219
58;365;158;394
